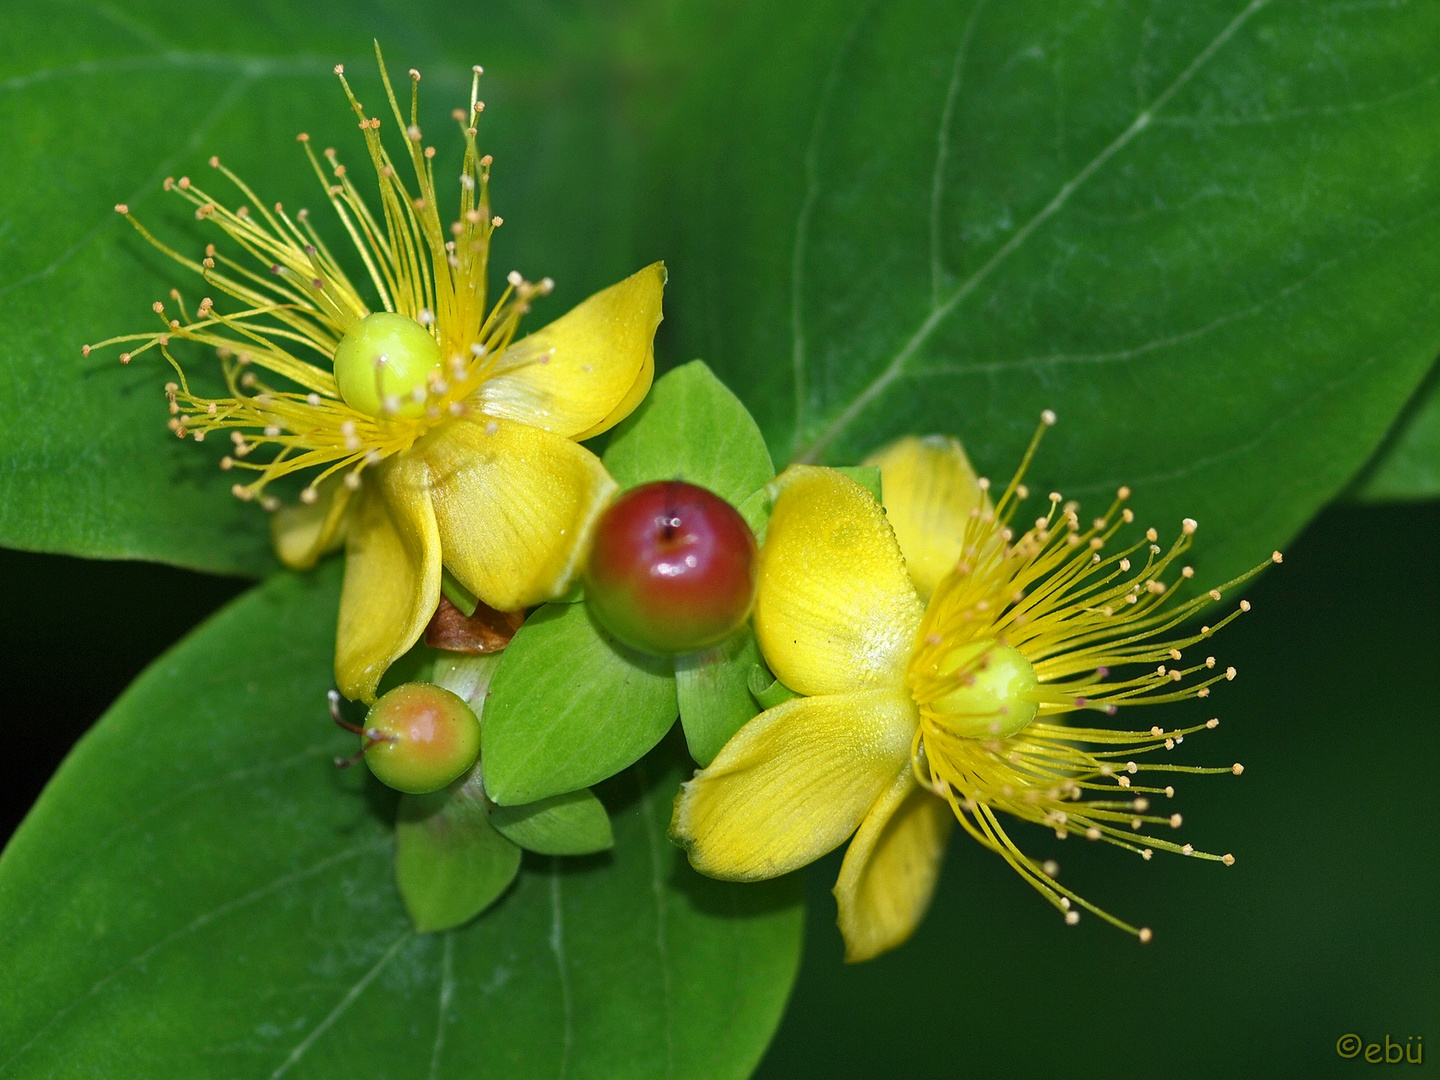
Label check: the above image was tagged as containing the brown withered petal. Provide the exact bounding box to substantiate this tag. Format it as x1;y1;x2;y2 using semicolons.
424;594;525;653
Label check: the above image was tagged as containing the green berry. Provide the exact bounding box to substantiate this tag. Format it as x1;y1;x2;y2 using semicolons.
360;683;481;794
333;312;443;418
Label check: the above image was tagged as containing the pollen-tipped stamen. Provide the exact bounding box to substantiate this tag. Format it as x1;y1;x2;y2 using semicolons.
89;50;558;507
906;410;1276;938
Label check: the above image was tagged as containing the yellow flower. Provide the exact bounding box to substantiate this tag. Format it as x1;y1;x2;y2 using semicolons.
91;53;663;702
671;419;1280;961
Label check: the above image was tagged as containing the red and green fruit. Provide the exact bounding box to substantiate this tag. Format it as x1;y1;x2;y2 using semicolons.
584;480;758;656
360;682;481;794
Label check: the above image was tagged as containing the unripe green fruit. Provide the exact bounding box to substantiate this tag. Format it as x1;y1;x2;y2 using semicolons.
333;312;443;418
361;683;481;794
584;480;758;656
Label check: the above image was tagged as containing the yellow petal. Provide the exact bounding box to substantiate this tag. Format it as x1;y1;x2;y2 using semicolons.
863;435;986;601
754;465;923;696
270;472;354;571
569;342;653;443
670;690;917;881
834;770;953;963
475;263;665;439
335;456;442;703
418;416;617;611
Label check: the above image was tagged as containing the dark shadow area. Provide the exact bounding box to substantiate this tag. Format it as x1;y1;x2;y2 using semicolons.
1;548;249;843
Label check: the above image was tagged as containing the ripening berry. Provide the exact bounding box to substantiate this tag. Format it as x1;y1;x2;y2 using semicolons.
585;480;758;656
360;682;481;794
332;312;443;417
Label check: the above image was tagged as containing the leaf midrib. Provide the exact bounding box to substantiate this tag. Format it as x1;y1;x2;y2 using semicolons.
791;0;1274;464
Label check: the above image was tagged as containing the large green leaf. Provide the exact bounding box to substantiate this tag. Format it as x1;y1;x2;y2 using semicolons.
643;0;1440;583
1352;360;1440;501
0;564;803;1079
0;0;726;573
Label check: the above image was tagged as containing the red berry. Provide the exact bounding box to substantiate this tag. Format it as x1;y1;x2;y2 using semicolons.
361;683;481;794
585;480;758;656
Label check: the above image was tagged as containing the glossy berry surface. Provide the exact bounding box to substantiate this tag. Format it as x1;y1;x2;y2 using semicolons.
333;312;443;418
585;480;758;656
362;683;481;794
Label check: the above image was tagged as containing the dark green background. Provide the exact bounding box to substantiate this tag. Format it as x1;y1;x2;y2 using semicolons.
8;498;1433;1078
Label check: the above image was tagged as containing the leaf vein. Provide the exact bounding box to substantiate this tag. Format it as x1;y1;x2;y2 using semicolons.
0;837;389;1075
1150;70;1440;128
269;927;414;1079
0;50;325;95
1065;351;1385;496
795;0;1274;463
427;931;456;1080
912;253;1327;376
931;1;990;306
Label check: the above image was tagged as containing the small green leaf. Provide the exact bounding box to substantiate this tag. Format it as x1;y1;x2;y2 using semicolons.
749;664;801;710
832;465;882;503
483;602;678;805
396;767;522;933
429;651;502;706
675;627;763;766
604;359;775;503
488;788;615;856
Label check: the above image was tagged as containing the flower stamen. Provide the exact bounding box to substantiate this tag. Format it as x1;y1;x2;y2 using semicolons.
88;49;549;507
906;411;1276;938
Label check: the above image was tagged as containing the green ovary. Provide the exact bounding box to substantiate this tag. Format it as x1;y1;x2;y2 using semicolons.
333;312;444;418
927;639;1039;739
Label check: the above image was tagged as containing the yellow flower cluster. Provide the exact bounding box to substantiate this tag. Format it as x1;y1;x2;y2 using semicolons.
98;51;1273;962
